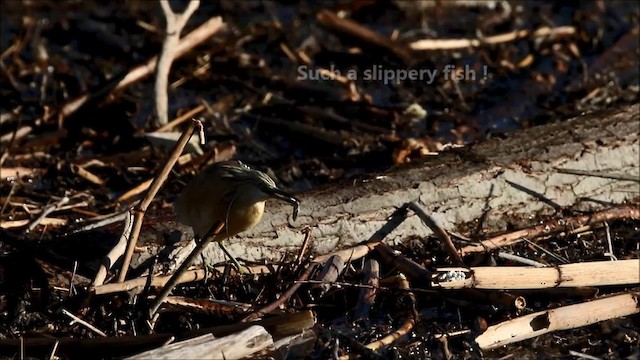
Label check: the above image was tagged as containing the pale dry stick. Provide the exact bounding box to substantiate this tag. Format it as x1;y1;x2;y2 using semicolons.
432;259;640;289
1;217;66;229
159;296;252;317
568;350;602;360
496;252;546;267
118;120;199;282
522;238;569;264
155;0;201;126
48;340;59;360
408;201;464;265
32;201;91;215
603;221;617;261
61;309;107;337
93;211;134;286
27;195;70;232
0;125;31;145
433;329;472;341
0;166;34;180
475;291;640;349
69;260;78;296
410;25;576;50
126;326;273;360
460;205;640;255
70;211;128;234
93;265;275;296
70;163;105;186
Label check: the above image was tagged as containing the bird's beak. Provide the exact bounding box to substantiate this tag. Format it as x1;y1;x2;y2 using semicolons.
266;187;300;221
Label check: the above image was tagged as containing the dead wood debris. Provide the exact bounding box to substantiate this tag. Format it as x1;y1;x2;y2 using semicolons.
0;1;639;359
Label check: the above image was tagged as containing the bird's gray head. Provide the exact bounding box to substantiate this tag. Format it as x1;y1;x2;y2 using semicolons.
221;161;300;220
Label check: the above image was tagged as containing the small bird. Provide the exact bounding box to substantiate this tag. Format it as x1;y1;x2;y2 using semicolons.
173;160;299;268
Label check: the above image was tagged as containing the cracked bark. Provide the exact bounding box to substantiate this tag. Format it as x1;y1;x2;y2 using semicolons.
124;104;640;268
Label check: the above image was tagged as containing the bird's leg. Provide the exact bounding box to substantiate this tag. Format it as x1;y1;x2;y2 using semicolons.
218;240;249;274
200;251;211;283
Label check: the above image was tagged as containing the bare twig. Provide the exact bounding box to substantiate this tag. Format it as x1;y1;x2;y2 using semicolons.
118;119;199;282
496;252;546;267
93;211;134;286
408;201;464;265
155;0;201;126
61;309;107;337
48;340;59;360
410;26;576;50
27;195;70;232
70;211;128;234
93;265;275;296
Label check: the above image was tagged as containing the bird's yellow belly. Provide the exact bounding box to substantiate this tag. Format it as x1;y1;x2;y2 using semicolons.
215;201;266;240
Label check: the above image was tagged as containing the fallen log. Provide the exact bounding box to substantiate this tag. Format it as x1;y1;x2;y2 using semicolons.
60;104;639;270
150;104;639;267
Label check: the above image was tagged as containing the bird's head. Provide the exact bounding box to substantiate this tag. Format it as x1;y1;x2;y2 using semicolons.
221;162;300;220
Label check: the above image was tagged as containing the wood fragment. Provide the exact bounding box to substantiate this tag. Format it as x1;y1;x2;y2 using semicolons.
70;164;105;186
0;217;67;229
475;291;640;349
311;255;345;298
433;259;640;289
126;326;273;360
61;309;107;337
0;167;36;180
355;259;379;320
410;26;576;50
